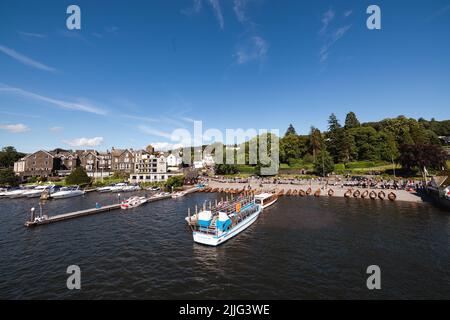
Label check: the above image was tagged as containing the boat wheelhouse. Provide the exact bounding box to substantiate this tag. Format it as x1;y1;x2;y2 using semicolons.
187;195;262;246
254;192;278;209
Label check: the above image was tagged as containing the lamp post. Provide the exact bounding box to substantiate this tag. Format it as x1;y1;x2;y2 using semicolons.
391;155;396;179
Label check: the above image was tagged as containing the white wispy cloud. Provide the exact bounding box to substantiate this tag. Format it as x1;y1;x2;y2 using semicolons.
63;137;104;147
235;36;268;64
0;45;56;72
49;126;63;132
0;110;40;118
208;0;224;29
0;85;108;115
149;142;185;151
138;125;173;139
435;4;450;16
344;10;353;18
233;0;248;23
319;25;351;62
319;8;335;35
17;31;46;38
122;114;159;122
0;123;30;133
185;0;224;29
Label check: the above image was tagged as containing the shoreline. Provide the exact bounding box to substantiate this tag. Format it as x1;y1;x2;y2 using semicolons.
203;180;424;203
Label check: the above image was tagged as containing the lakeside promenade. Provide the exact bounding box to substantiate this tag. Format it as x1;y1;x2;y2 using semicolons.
204;179;424;203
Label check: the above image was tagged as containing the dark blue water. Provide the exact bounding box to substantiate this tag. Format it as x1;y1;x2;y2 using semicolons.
0;192;449;299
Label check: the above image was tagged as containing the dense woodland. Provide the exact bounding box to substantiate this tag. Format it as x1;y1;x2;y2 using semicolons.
278;113;449;176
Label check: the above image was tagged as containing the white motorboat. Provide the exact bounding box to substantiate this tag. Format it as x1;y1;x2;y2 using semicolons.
97;185;115;193
109;183;128;193
146;186;161;191
5;186;35;199
171;191;186;198
254;193;278;209
0;188;9;197
122;185;140;192
120;196;147;209
51;186;85;199
22;184;56;198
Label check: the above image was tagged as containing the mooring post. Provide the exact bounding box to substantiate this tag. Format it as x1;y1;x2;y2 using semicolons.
30;207;35;222
195;205;198;215
188;207;191;222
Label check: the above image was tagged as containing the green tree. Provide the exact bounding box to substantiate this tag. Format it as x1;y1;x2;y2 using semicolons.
339;131;357;163
0;146;25;168
280;134;307;164
348;126;379;160
0;168;20;187
344;112;360;129
284;124;297;136
326;113;344;162
214;164;238;175
309;126;323;162
313;150;334;177
65;167;91;186
165;175;185;191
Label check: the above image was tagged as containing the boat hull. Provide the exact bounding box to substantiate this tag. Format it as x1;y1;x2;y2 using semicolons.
193;207;261;246
51;191;85;199
262;197;278;209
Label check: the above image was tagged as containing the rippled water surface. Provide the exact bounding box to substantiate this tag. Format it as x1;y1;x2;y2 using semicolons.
0;192;449;299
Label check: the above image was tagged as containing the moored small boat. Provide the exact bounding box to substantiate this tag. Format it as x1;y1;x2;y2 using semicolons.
388;192;396;201
314;189;321;197
299;189;306;197
172;191;186;198
328;189;334;196
306;187;312;195
378;190;386;200
254;193;278;209
361;190;369;199
344;189;352;198
353;190;361;197
51;186;85;199
120;196;147;209
369;191;377;199
22;184;56;198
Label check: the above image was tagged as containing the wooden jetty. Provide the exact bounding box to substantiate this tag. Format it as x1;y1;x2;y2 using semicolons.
25;187;200;228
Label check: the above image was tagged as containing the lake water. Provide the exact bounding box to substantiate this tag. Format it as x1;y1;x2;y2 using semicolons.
0;192;449;299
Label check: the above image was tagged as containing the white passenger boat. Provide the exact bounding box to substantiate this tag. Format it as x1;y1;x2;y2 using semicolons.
22;184;56;198
254;193;278;209
120;196;147;209
51;186;85;199
187;195;262;246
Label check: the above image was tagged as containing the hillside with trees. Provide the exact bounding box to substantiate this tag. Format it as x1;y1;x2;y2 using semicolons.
278;113;449;176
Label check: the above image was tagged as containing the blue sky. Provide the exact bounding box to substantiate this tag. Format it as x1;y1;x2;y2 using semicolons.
0;0;449;152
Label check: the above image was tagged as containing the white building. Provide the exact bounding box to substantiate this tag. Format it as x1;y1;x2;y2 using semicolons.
129;151;172;183
167;153;182;167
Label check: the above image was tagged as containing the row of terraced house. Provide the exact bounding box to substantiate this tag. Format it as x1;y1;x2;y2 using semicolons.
13;147;186;183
